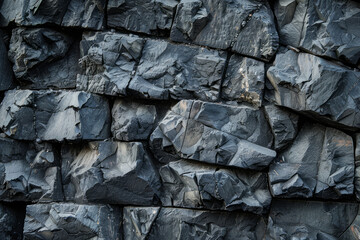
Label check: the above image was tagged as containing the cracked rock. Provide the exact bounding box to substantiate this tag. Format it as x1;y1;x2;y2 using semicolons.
170;0;279;61
124;206;266;239
274;0;360;65
61;141;161;205
355;134;360;201
107;0;178;35
269;123;354;199
128;39;226;101
0;31;14;92
23;203;121;240
77;31;144;96
160;160;272;214
0;203;26;240
267;48;360;131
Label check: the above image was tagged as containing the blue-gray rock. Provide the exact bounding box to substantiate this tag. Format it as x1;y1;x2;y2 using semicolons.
355;134;360;201
0;203;25;240
0;31;14;92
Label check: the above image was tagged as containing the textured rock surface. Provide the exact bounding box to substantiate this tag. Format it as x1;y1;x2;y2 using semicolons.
269;123;354;199
23;203;121;240
267;49;360;130
355;134;360;201
170;0;279;60
0;31;13;92
123;206;266;239
61;141;161;205
0;203;25;240
274;0;360;65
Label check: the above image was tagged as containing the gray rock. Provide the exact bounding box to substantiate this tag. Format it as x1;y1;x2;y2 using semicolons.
23;203;122;240
338;205;360;240
221;55;265;107
269;123;354;199
61;141;161;205
77;31;144;96
160;160;272;214
267;49;360;130
264;104;299;150
124;206;266;239
274;0;360;65
355;134;360;201
150;100;275;170
0;203;25;240
0;31;14;92
170;0;279;61
107;0;178;35
266;199;358;239
0;137;63;202
128;39;226;101
8;28;79;89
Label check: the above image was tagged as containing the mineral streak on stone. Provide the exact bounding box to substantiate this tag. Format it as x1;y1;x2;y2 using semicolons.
0;31;14;92
61;141;161;205
170;0;279;61
23;203;122;240
0;137;63;202
274;0;360;65
269;123;354;199
128;39;226;101
221;55;265;107
150;100;275;170
267;48;360;130
355;134;360;201
266;199;359;239
160;160;272;214
77;31;145;96
0;203;26;240
107;0;179;35
124;206;266;239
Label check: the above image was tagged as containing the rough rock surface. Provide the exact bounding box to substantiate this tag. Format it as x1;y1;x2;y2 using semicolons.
160;160;272;214
274;0;360;65
107;0;178;35
355;134;360;201
0;31;13;92
23;203;121;240
0;203;25;240
269;123;354;199
61;141;161;205
170;0;279;61
123;206;266;239
267;48;360;130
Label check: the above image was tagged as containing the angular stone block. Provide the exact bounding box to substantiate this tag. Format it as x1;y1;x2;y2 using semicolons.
170;0;279;61
0;31;14;92
107;0;178;35
61;141;161;205
267;49;360;130
128;40;226;101
0;203;26;240
23;203;121;240
269;123;354;199
123;206;266;239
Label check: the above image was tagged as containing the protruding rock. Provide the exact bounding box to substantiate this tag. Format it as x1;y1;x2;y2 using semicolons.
170;0;279;61
23;203;122;240
269;123;354;199
61;141;161;205
0;203;26;240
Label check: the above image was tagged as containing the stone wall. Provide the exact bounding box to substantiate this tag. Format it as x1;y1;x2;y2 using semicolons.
0;0;359;239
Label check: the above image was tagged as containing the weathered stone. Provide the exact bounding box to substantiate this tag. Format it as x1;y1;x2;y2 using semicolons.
0;31;14;92
0;203;26;240
264;104;299;150
128;39;226;101
267;48;360;131
338;205;360;240
355;134;360;201
221;55;265;107
150;100;275;169
61;141;161;205
23;203;121;240
124;206;266;239
160;160;272;214
0;137;63;202
77;31;144;96
269;123;354;199
274;0;360;65
170;0;279;61
8;28;79;89
266;199;358;239
107;0;178;35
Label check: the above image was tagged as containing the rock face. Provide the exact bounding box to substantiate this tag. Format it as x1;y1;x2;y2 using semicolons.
269;123;354;199
0;31;13;92
274;0;360;65
0;203;25;240
123;206;266;240
160;160;272;214
23;203;121;240
61;141;161;205
267;48;360;130
355;134;360;201
0;90;110;141
170;0;279;61
107;0;178;35
150;100;275;170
